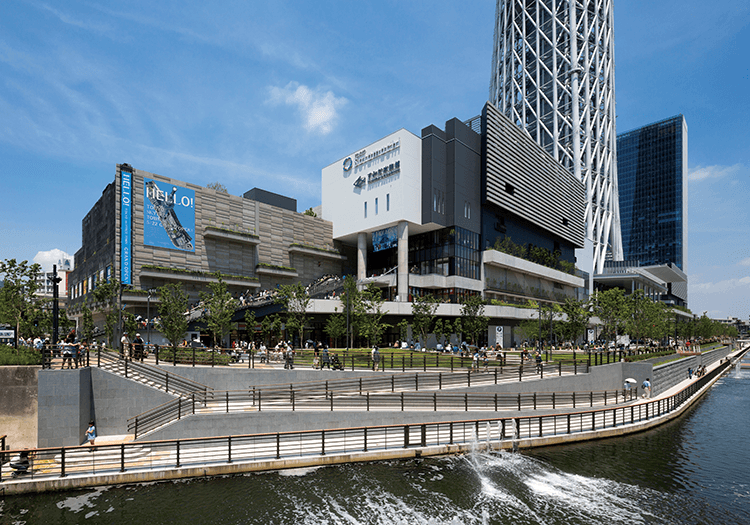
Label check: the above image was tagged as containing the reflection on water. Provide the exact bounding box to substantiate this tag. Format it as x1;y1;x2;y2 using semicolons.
2;362;749;524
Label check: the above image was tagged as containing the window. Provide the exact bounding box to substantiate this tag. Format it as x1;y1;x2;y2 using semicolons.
375;197;378;215
364;201;367;218
386;194;390;211
505;182;515;195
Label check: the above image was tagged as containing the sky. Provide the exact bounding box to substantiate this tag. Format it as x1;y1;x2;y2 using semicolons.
0;1;748;320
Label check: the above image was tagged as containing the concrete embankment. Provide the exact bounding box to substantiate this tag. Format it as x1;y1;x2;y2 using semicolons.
4;346;744;496
0;366;38;450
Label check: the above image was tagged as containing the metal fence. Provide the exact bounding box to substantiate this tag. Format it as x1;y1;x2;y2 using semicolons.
126;363;590;437
1;358;731;485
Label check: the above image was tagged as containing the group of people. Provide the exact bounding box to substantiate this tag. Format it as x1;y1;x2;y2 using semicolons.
688;365;707;379
119;331;147;361
312;344;343;370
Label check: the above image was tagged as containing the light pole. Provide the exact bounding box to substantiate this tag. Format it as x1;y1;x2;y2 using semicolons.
147;288;156;345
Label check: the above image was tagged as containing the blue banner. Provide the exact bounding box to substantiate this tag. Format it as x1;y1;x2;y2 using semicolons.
143;178;195;252
372;226;397;252
121;170;132;285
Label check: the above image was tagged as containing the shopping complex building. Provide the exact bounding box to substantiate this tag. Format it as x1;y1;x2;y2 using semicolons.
68;102;588;347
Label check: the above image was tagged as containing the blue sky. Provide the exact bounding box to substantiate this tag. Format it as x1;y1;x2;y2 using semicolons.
1;1;748;320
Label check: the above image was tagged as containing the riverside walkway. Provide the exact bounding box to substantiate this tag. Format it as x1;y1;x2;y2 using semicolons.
2;344;745;495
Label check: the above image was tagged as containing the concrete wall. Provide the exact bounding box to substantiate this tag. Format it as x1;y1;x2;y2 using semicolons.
140;409;537;442
37;369;92;448
448;362;651;395
0;366;39;450
38;368;174;447
89;367;175;436
652;346;731;396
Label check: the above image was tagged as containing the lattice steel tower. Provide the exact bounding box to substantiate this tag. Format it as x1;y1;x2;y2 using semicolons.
490;0;623;274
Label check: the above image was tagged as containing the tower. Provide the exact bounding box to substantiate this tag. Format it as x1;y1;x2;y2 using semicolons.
489;0;622;275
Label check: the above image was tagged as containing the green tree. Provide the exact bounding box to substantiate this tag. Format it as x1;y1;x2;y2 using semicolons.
0;259;42;349
359;284;389;346
452;318;463;343
122;311;139;339
411;294;438;347
275;282;311;346
244;309;257;343
80;302;96;343
461;294;489;345
92;278;121;347
341;276;362;348
158;283;189;350
325;311;347;348
199;273;235;347
434;318;452;347
303;207;317;217
592;288;629;345
396;318;409;343
559;298;591;343
260;315;274;345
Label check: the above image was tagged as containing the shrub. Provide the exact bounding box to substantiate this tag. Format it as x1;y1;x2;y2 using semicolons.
0;344;43;366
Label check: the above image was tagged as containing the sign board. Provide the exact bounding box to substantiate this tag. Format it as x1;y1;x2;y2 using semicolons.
144;178;195;252
587;328;595;343
495;326;504;348
0;330;15;339
372;226;397;252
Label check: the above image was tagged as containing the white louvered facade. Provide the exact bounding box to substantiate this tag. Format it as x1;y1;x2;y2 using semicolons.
489;0;622;274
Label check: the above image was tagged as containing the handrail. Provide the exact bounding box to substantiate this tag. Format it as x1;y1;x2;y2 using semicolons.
127;363;589;437
126;387;637;438
96;350;212;401
2;356;737;486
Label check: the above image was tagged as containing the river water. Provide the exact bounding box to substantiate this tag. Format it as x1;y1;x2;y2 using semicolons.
2;359;749;524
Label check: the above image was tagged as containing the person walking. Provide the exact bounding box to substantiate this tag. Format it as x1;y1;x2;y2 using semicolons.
642;378;652;398
372;345;381;371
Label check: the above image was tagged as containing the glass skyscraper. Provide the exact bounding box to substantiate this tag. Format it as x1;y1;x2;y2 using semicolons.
617;115;688;303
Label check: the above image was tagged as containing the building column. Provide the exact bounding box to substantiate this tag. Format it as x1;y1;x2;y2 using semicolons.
357;232;367;282
397;221;409;301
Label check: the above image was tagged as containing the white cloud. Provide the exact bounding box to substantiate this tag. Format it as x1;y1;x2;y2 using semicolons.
688;163;743;182
267;82;347;135
740;258;750;266
33;249;74;272
691;276;750;294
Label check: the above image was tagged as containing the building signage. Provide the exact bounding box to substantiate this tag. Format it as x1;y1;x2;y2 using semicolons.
372;226;397;252
120;169;132;285
144;178;196;252
353;138;400;168
0;330;15;340
495;326;504;348
353;161;401;188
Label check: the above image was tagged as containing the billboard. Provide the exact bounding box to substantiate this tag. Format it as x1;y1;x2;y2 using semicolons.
144;178;195;252
372;226;397;252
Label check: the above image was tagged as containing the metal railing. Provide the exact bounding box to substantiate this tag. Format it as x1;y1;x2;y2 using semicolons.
127;387;637;438
127;363;589;437
1;357;734;485
42;346;212;402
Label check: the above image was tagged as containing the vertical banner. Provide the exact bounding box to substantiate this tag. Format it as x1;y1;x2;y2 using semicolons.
495;326;504;348
587;328;595;344
121;169;132;285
